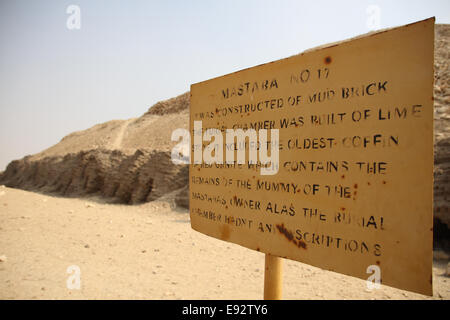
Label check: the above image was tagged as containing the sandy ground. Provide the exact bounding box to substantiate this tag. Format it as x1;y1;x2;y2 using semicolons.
0;186;448;300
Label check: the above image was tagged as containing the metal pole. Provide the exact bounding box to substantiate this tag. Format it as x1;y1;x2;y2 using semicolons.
264;254;283;300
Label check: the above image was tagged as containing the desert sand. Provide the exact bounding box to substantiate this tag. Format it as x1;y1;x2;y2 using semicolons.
0;185;448;300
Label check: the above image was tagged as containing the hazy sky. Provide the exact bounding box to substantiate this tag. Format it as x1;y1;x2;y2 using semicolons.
0;0;449;170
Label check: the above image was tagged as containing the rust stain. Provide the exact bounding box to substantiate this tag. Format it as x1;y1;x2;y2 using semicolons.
354;183;358;189
276;223;307;250
256;247;260;252
324;56;332;64
382;180;387;185
221;224;231;241
376;260;380;265
367;182;371;186
341;174;345;179
276;223;293;240
340;207;345;211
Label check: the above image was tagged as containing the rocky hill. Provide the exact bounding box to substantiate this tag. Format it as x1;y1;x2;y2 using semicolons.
0;25;449;250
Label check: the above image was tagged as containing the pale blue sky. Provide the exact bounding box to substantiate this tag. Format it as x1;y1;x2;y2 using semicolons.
0;0;449;170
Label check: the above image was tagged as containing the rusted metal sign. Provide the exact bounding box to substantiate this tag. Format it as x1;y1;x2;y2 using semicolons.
189;18;434;296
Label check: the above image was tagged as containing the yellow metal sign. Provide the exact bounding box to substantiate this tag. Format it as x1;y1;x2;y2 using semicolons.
189;18;434;296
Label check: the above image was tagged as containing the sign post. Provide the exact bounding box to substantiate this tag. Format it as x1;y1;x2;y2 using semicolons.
264;254;283;300
189;18;435;297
